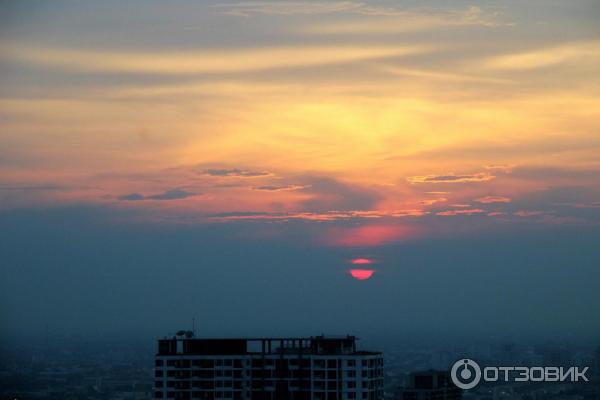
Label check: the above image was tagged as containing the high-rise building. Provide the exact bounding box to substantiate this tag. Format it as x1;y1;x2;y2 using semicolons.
154;333;384;400
396;370;461;400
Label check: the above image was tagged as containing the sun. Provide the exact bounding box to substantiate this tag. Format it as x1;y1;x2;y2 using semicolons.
349;269;375;280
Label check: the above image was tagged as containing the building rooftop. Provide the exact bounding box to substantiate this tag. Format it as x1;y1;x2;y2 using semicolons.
157;334;382;356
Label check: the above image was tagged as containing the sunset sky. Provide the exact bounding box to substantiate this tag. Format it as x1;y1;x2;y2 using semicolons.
1;1;599;340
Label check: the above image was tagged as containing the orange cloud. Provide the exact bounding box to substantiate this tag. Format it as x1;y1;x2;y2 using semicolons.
209;209;427;222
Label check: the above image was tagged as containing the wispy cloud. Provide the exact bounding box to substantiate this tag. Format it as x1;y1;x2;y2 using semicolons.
118;189;198;201
216;2;508;31
298;5;509;34
118;193;146;201
214;1;364;16
484;164;514;173
209;209;427;222
555;201;600;209
379;65;514;85
420;197;447;206
482;40;600;70
204;168;271;178
513;210;545;217
408;172;494;184
252;184;309;191
0;42;427;75
0;184;65;191
436;208;485;216
475;196;511;204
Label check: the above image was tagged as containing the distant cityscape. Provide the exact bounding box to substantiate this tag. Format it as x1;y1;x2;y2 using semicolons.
1;334;598;400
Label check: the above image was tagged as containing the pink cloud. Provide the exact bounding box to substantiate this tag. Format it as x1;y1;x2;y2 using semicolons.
475;195;512;204
420;197;447;205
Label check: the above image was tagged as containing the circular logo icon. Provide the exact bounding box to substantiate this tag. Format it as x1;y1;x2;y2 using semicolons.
451;358;482;390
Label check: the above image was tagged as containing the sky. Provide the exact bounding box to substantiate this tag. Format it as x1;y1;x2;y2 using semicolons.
0;1;599;342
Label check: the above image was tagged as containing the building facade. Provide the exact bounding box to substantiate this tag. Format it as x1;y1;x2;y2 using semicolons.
154;333;384;400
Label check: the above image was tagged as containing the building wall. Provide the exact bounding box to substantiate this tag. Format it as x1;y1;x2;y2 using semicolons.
155;353;384;400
